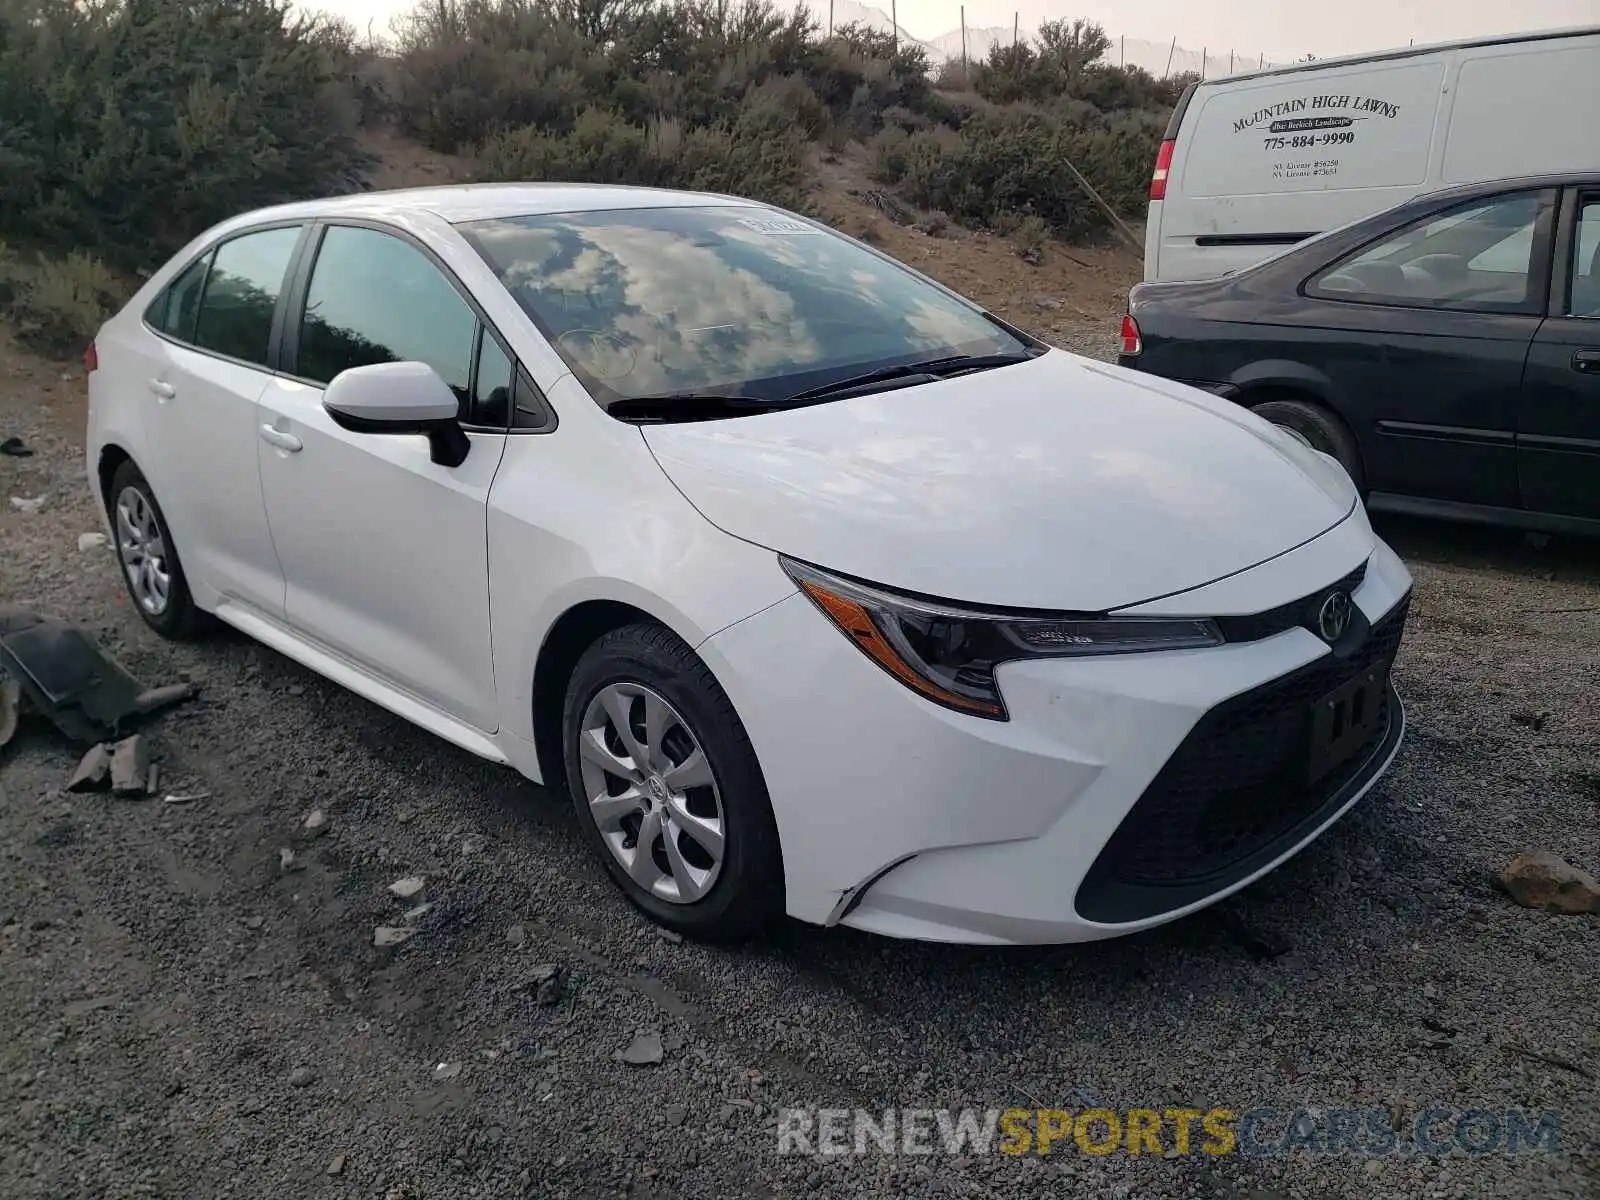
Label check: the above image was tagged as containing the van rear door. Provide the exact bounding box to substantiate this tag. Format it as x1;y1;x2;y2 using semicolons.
1154;58;1449;281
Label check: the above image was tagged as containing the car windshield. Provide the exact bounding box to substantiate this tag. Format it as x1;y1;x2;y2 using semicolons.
456;205;1031;408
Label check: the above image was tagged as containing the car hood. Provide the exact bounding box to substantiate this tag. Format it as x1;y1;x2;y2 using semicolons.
641;351;1357;611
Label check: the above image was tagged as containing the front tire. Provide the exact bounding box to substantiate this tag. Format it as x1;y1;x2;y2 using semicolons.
107;461;208;639
562;623;783;942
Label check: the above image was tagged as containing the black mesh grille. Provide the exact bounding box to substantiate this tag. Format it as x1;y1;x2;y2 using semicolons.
1076;593;1409;924
1214;560;1369;644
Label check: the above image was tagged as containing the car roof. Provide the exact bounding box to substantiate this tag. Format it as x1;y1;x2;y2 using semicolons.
225;183;766;229
1414;172;1600;205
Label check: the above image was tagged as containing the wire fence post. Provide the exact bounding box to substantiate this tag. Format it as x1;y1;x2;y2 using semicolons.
1120;35;1125;67
1201;47;1206;79
1228;49;1234;75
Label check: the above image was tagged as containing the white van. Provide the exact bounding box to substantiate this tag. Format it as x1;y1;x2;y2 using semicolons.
1143;26;1600;282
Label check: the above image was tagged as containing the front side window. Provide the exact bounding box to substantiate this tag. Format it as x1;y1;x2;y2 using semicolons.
1571;199;1600;318
296;225;478;414
191;226;302;366
457;206;1032;409
1309;193;1544;312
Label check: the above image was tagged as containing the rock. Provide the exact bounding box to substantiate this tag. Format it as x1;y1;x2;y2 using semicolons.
287;684;304;697
9;495;46;513
0;436;33;457
302;809;329;838
432;1061;462;1082
663;1104;687;1127
617;1030;664;1067
373;926;416;948
144;763;159;796
278;847;304;873
326;1154;346;1176
402;902;433;922
1030;295;1063;310
77;532;108;552
243;915;265;931
288;1066;316;1088
387;876;425;900
66;745;112;793
1501;850;1600;914
530;964;566;1007
505;923;526;947
108;736;150;796
659;929;683;945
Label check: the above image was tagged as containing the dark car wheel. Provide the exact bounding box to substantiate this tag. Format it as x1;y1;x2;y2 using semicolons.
1251;398;1366;496
107;461;209;639
562;622;784;942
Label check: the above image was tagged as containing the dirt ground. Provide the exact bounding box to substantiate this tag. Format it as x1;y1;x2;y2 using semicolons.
1;181;1598;1200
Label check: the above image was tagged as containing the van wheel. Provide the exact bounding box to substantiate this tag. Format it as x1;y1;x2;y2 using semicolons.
1252;397;1366;495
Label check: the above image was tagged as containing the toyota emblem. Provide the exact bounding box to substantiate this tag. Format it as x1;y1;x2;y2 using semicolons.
1316;590;1353;644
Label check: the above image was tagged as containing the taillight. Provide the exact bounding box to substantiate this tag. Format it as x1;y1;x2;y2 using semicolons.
83;342;98;373
1120;314;1142;357
1149;139;1175;201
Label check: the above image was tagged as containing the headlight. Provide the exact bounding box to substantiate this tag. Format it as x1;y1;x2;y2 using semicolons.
782;558;1223;721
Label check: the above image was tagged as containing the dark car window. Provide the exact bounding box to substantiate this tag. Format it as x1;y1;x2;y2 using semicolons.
472;328;515;427
457;206;1030;408
191;226;302;366
296;225;478;414
1571;200;1600;318
1309;193;1544;313
145;253;213;344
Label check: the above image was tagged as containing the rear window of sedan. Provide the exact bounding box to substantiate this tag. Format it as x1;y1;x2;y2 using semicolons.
456;205;1028;406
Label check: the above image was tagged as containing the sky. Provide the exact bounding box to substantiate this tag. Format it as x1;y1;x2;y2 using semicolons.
314;0;1598;64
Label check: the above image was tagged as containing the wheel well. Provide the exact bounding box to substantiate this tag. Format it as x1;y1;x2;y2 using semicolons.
531;600;661;786
96;444;132;513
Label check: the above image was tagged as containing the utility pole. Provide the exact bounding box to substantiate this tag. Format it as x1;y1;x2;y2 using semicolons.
1201;47;1206;79
961;6;968;84
1120;35;1125;68
1162;36;1176;79
891;0;897;50
1228;50;1234;74
828;0;833;37
1012;12;1018;57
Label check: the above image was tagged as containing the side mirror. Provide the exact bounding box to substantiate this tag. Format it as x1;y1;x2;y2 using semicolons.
322;361;470;467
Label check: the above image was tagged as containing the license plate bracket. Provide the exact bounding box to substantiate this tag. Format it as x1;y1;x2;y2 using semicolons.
1307;663;1388;784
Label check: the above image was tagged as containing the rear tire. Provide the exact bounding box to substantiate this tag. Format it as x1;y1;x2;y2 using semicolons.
561;622;784;942
107;461;209;640
1251;397;1366;496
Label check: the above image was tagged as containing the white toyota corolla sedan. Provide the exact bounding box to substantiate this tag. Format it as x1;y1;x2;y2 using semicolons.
84;184;1413;945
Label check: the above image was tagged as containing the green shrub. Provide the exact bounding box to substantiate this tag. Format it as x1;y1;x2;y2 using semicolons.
0;0;368;274
6;250;128;355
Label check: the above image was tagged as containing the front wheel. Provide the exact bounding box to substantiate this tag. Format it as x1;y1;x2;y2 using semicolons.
561;623;784;942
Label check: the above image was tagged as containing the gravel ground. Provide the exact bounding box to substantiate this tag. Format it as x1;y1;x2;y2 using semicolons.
1;335;1597;1200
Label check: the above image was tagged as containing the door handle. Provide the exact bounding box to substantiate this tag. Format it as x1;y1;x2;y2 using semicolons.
259;425;303;453
1573;350;1600;375
147;379;175;400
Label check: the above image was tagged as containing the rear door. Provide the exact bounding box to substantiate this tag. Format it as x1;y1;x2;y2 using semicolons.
1156;56;1448;281
134;224;304;616
1297;188;1557;508
1518;189;1600;519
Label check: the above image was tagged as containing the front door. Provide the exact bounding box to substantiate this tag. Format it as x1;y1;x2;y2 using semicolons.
1518;191;1600;520
256;223;510;732
1301;189;1555;509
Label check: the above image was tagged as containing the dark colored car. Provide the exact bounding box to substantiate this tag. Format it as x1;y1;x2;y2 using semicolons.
1120;173;1600;535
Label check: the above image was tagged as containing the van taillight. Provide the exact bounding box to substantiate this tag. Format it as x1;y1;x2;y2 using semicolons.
1120;314;1142;357
1149;139;1175;202
83;342;98;373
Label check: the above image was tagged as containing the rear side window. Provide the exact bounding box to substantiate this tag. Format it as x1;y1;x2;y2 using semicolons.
192;226;303;366
1571;200;1600;319
294;225;478;414
146;254;212;343
1308;193;1545;312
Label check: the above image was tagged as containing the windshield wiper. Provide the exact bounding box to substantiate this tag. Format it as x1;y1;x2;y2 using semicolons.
607;392;812;423
784;349;1044;402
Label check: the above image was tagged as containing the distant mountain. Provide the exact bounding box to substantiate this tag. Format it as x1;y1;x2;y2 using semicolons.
800;0;1294;77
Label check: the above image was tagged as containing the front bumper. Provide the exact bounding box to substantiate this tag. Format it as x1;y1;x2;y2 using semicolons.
699;518;1414;945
